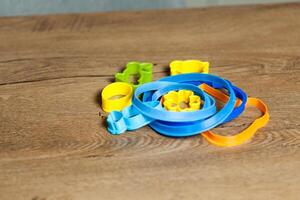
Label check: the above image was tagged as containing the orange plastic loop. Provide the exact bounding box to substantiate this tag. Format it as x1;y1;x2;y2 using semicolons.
201;84;269;147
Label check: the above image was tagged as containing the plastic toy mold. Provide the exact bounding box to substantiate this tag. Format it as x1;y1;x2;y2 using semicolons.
162;90;201;112
101;82;133;113
115;62;153;90
170;60;209;75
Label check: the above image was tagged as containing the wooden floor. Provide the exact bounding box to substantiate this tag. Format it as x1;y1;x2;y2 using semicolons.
0;3;300;200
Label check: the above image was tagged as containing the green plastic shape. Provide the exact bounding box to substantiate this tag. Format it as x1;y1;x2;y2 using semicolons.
115;62;153;90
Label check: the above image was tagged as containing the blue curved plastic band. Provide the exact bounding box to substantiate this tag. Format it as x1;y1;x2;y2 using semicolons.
222;85;247;123
143;74;236;136
133;82;216;122
158;75;247;123
136;74;236;136
180;81;246;123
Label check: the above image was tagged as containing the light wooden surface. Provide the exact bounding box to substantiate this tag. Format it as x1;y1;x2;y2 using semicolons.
0;3;300;200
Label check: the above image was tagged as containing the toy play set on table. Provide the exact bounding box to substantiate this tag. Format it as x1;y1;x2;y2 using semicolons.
101;60;270;147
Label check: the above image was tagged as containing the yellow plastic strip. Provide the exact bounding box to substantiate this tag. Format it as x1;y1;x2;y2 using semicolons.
201;84;270;147
101;82;133;113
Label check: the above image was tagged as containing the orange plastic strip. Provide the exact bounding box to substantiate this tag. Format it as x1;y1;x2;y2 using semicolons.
200;84;270;147
200;84;242;107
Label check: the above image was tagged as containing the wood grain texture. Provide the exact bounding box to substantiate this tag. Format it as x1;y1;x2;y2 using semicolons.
0;3;300;200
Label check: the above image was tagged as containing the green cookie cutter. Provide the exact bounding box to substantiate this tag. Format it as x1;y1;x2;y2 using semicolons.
115;62;153;90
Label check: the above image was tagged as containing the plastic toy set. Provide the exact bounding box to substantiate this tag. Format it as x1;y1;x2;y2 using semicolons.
101;60;269;147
